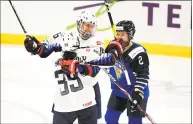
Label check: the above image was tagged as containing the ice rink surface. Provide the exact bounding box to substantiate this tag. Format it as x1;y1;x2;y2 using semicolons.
1;45;191;123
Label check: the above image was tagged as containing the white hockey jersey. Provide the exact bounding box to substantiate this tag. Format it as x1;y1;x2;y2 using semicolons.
43;31;104;112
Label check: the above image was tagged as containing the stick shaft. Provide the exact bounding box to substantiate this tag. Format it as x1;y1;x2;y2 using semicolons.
8;0;28;35
103;1;156;123
104;0;117;38
102;68;156;124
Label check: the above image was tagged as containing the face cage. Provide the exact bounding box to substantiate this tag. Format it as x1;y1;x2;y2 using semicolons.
78;22;96;40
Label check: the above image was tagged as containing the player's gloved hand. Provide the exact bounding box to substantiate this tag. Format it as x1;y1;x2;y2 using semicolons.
105;38;125;59
58;59;80;75
24;36;42;55
131;89;144;106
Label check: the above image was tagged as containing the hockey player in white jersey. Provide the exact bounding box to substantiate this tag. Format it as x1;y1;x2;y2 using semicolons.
24;11;103;124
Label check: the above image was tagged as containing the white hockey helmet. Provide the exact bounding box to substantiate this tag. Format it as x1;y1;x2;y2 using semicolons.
77;11;97;40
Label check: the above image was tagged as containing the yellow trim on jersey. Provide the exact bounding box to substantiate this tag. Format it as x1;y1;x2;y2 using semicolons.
134;88;144;94
1;33;191;58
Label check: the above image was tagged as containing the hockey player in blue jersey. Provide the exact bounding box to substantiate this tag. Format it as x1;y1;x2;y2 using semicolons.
87;20;150;124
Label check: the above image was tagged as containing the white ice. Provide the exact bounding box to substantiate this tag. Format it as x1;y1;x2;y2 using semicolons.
1;45;191;123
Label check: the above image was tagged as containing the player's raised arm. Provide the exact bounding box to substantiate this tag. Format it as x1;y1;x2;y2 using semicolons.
24;33;63;58
24;31;82;58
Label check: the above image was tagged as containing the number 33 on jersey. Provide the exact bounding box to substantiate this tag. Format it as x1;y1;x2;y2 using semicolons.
53;64;98;112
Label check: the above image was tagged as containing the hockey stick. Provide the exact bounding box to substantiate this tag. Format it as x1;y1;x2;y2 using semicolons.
8;0;31;39
104;0;117;39
103;0;156;124
102;69;156;124
8;1;99;52
90;51;156;124
104;0;131;93
104;0;131;90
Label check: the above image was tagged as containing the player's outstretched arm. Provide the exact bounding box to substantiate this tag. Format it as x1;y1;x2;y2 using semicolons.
78;64;101;77
24;35;62;58
87;38;124;66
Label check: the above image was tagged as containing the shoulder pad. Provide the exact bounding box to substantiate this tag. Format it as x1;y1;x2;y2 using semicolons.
65;31;75;37
52;32;63;39
128;46;145;59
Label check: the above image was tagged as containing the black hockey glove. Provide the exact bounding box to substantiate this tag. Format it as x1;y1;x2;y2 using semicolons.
24;36;43;55
105;38;125;59
131;90;144;106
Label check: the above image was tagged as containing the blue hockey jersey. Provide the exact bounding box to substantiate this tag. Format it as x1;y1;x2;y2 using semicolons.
88;42;150;99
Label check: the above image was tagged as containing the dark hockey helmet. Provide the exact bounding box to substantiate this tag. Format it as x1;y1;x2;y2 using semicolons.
62;51;77;60
116;20;136;41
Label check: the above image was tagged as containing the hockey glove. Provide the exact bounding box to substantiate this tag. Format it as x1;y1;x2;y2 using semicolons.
105;38;125;59
24;36;43;55
58;59;80;75
131;89;144;106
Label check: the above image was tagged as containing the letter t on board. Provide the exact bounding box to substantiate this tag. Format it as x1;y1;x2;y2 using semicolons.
142;2;159;26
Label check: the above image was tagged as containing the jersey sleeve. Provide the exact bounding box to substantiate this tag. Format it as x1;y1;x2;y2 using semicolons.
131;52;150;92
86;52;117;66
78;64;101;77
38;32;63;58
